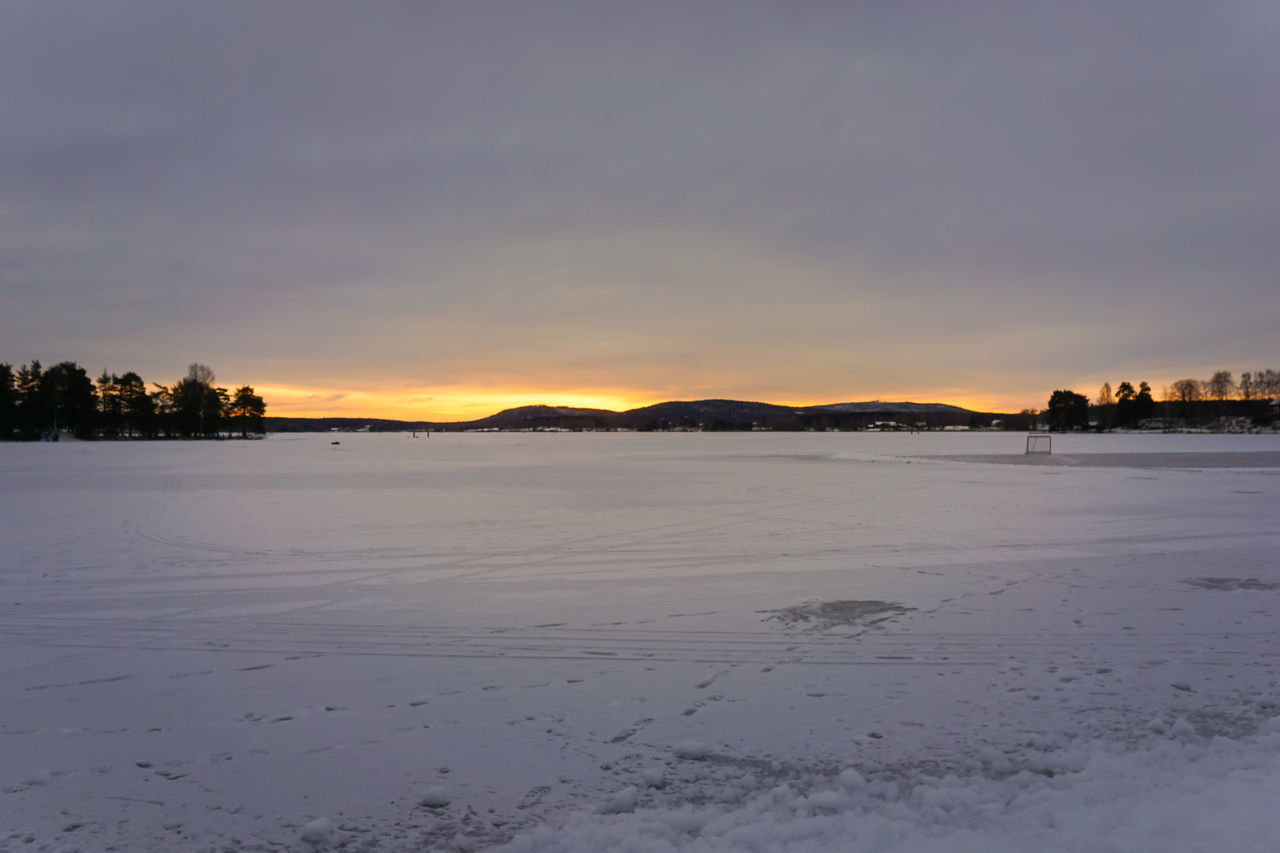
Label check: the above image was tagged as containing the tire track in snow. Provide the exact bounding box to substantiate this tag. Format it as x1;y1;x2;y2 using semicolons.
0;616;1271;668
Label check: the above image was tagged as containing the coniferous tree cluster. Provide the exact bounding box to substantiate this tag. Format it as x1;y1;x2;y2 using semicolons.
0;361;266;441
1049;368;1279;432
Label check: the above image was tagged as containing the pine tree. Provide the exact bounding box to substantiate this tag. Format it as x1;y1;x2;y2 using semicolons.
230;386;267;437
0;363;16;438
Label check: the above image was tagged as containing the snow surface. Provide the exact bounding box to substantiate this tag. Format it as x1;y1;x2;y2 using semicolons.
2;431;1279;851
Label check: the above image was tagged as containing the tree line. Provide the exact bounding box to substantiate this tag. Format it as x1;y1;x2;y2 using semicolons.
1046;369;1280;431
0;361;266;441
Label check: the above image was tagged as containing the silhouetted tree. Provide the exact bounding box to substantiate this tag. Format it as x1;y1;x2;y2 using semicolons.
1207;371;1234;402
170;379;202;437
15;361;45;438
1240;371;1255;401
41;362;99;439
11;361;98;438
1171;378;1201;403
187;362;215;386
151;383;175;437
1094;382;1114;430
1114;381;1137;428
118;372;155;437
1256;369;1280;426
1256;369;1280;399
167;363;229;438
0;360;269;440
1170;378;1202;420
98;371;123;438
1134;381;1155;423
210;386;229;432
229;386;267;437
1046;390;1089;431
1204;371;1233;420
0;363;16;438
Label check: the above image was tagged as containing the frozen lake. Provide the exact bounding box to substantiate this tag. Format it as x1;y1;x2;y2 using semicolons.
3;431;1280;851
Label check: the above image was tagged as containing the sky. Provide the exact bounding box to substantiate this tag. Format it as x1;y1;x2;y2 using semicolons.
3;2;1277;420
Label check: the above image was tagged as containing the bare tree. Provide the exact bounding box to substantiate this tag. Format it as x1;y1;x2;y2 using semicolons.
1206;371;1234;402
1171;378;1202;404
1170;378;1202;420
1092;382;1113;430
1256;369;1280;399
187;363;215;385
184;364;218;437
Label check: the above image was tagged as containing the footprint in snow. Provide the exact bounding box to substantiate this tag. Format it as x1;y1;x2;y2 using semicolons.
77;674;133;685
609;718;652;743
682;695;723;716
695;671;727;689
518;785;551;809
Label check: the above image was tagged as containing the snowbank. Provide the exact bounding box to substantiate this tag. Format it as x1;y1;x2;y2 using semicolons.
503;722;1280;852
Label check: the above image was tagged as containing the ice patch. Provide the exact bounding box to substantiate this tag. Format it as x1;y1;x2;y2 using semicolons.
761;599;915;631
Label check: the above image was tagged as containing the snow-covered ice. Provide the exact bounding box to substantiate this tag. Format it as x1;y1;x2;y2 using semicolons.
1;431;1278;851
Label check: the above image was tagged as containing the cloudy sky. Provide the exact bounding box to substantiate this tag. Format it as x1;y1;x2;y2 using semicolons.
3;2;1277;418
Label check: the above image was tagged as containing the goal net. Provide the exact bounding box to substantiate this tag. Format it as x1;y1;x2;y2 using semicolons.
1025;434;1052;455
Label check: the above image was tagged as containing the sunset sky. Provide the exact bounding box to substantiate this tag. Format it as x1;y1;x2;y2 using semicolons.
3;3;1277;420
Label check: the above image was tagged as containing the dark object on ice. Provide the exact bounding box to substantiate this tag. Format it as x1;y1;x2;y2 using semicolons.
330;441;340;445
760;599;915;631
1182;577;1280;591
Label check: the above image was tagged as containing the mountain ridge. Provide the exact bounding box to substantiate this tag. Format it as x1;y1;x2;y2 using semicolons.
264;398;1029;433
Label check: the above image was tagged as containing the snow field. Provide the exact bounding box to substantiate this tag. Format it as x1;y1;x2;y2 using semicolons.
1;431;1278;851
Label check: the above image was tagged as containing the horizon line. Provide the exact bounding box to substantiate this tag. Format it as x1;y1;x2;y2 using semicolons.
260;395;1021;424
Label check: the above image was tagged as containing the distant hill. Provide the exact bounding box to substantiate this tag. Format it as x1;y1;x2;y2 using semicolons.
264;399;1033;433
811;401;974;415
465;405;620;431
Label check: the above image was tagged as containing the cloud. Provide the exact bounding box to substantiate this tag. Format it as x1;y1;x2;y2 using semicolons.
2;2;1277;413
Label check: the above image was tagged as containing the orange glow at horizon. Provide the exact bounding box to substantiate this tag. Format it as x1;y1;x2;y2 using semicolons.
255;384;661;421
255;383;1043;421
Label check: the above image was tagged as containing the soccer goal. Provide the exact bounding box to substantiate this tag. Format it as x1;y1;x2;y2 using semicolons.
1025;434;1052;455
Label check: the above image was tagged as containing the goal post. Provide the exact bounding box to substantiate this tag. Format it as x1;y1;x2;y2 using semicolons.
1025;434;1052;455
